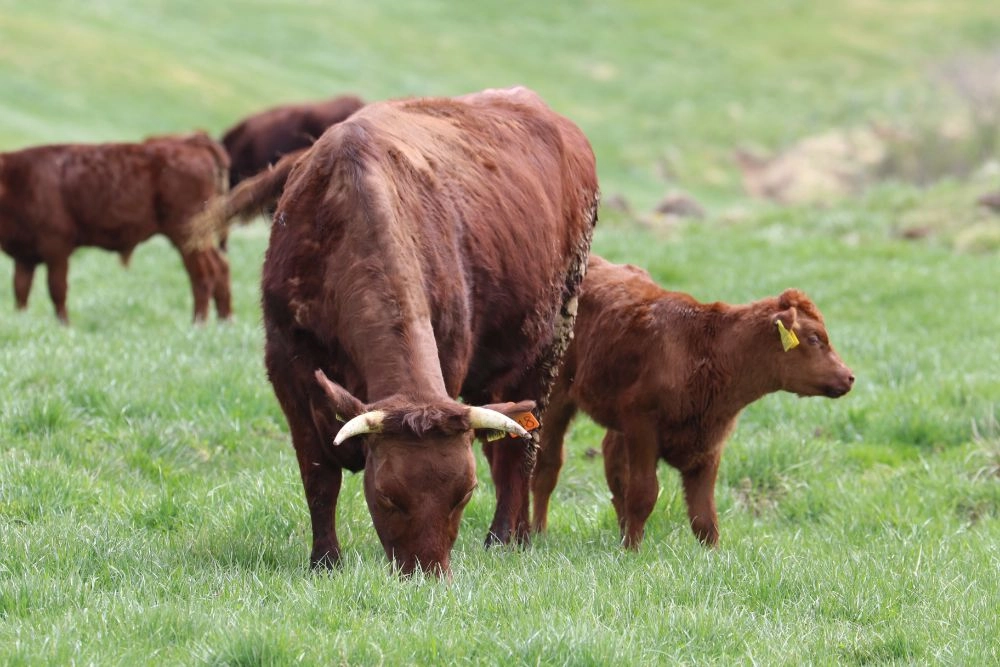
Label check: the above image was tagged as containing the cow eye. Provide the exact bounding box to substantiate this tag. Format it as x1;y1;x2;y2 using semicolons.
377;494;403;513
454;484;477;510
807;334;822;346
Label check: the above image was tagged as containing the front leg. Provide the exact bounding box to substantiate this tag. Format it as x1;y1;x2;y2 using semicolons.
267;344;346;568
482;433;534;547
681;454;721;547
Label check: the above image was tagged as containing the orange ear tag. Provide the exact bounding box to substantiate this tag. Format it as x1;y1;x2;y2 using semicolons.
777;320;799;352
514;412;540;432
484;412;540;441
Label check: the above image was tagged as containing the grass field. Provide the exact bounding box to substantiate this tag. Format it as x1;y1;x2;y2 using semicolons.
2;1;1000;664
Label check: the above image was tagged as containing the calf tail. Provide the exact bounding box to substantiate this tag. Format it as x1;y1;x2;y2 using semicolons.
185;148;305;252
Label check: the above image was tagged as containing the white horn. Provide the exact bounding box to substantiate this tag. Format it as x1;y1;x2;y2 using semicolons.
467;407;530;439
333;410;386;445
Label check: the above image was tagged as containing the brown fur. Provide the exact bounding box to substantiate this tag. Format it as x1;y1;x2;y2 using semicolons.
531;255;854;548
0;132;232;324
213;87;599;575
221;95;364;188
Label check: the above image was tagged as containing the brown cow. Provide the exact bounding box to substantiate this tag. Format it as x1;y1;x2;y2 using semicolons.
221;95;364;188
531;255;854;549
0;132;231;324
199;87;598;575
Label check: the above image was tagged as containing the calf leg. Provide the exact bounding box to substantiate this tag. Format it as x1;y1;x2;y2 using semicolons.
179;250;212;323
530;394;577;533
14;260;36;310
209;247;232;320
45;256;70;325
619;427;659;550
601;430;629;535
681;455;721;547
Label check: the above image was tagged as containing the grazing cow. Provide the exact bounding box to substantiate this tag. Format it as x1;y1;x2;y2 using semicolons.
531;255;854;548
198;87;598;575
221;95;364;188
0;132;231;324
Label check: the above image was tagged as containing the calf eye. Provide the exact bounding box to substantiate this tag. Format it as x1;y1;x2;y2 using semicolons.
807;334;822;346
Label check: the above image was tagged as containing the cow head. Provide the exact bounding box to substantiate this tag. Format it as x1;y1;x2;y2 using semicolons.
314;370;533;576
770;289;855;398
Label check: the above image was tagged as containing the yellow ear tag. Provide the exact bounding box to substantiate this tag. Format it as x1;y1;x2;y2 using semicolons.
777;320;799;352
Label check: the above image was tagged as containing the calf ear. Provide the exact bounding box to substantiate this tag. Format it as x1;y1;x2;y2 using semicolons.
314;369;366;422
771;307;799;351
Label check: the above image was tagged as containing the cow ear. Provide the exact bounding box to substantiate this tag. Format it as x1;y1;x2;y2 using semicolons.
473;400;539;441
771;307;799;351
314;369;366;422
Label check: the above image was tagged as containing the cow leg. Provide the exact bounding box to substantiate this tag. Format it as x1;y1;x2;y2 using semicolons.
45;256;70;325
530;395;577;534
14;260;36;310
619;426;659;550
681;455;721;547
210;247;232;320
179;250;212;323
267;347;344;569
483;434;534;547
601;430;629;535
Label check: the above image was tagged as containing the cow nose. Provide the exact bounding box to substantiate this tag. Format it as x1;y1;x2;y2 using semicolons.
847;373;855;386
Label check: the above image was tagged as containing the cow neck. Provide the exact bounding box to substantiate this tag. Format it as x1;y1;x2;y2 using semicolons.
689;305;783;412
341;209;450;404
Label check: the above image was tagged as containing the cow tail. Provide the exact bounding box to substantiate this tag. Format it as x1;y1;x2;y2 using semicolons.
185;148;304;252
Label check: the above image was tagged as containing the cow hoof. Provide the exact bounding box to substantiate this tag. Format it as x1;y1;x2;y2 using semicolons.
484;529;510;548
309;551;341;571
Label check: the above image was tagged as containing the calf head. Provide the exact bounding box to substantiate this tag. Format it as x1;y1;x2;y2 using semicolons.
315;370;534;576
770;289;854;398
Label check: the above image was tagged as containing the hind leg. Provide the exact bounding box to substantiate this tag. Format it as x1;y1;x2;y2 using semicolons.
179;250;212;323
209;247;232;320
14;260;36;310
45;256;70;325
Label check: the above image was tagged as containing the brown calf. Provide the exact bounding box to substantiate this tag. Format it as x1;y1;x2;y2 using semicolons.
0;132;231;324
532;255;854;548
221;95;364;188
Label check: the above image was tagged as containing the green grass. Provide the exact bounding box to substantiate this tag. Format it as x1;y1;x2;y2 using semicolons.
3;1;1000;664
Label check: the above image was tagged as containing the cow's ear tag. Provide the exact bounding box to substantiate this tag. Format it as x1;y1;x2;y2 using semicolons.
484;413;540;442
514;412;540;432
777;320;799;352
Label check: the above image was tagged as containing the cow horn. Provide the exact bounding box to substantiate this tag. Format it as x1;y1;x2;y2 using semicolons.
333;410;386;445
467;407;530;439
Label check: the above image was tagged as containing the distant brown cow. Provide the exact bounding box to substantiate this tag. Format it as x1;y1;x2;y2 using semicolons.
0;132;231;324
221;95;364;188
198;87;599;575
531;255;854;548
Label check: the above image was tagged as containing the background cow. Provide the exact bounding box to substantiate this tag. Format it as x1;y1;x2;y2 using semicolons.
531;255;854;549
0;132;231;324
197;87;599;575
220;94;364;188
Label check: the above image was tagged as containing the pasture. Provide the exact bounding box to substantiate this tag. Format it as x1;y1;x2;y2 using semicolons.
2;1;999;664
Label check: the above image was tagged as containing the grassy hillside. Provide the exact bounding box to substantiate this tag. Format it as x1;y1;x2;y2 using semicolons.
2;1;1000;664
